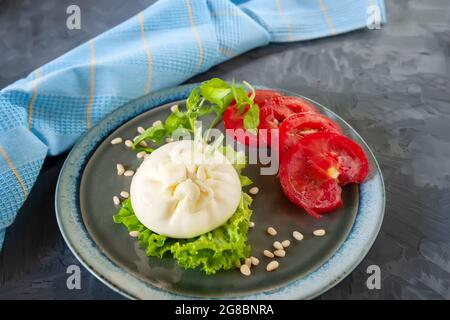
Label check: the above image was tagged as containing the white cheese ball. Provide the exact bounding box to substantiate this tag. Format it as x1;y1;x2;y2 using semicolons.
130;140;241;239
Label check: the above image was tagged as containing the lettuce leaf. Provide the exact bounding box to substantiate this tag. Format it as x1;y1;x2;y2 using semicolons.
113;193;253;275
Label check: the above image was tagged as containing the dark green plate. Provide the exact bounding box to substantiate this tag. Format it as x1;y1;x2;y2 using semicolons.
56;84;385;299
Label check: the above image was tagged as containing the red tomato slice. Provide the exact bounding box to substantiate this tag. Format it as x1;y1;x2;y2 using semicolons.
301;132;369;185
223;103;258;146
223;90;281;146
252;90;281;107
264;96;319;120
279;113;343;153
259;96;319;147
279;143;343;218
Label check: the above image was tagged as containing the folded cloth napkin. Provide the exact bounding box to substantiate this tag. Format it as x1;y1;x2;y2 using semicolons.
0;0;386;249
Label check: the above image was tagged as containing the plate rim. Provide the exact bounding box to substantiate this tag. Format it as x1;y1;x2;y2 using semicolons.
55;84;385;300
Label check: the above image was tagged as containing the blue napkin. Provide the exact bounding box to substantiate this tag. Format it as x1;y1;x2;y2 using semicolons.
0;0;386;249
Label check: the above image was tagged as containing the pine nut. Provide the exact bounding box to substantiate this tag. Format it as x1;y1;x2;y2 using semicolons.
170;105;178;112
293;231;304;241
120;191;129;198
116;163;125;176
137;126;145;134
137;151;146;159
139;141;148;147
240;264;251;276
111;137;122;145
249;187;259;195
125;140;133;148
274;249;285;257
313;229;326;237
113;196;120;205
124;170;135;177
249;221;255;228
129;231;140;238
282;240;291;248
153;120;162;127
250;256;259;266
266;261;279;272
267;227;277;236
263;250;274;258
273;241;283;250
245;258;252;267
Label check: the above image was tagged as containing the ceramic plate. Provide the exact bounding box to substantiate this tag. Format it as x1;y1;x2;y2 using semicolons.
55;84;385;299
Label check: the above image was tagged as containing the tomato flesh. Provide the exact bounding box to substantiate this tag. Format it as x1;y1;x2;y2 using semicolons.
223;90;281;146
259;96;319;147
301;132;369;185
279;113;342;153
252;90;281;107
279;143;342;218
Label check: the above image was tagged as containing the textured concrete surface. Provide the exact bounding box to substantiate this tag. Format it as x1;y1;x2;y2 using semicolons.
1;0;449;299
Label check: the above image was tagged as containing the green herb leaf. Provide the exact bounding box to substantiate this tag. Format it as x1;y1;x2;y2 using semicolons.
132;123;167;148
200;78;232;111
164;111;191;134
243;103;260;133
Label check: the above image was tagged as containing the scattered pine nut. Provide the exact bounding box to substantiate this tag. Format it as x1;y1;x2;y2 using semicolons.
129;231;140;238
263;250;274;258
113;196;120;205
293;231;304;241
125;140;133;148
266;261;279;272
170;105;178;112
274;249;286;257
124;170;135;177
313;229;326;237
282;240;291;248
139;141;148;147
116;163;125;176
137;151;146;159
250;256;259;266
137;126;145;134
240;264;251;276
245;258;252;268
273;241;283;250
267;227;277;236
111;137;122;145
153;120;162;127
120;191;129;198
249;187;259;195
249;221;255;228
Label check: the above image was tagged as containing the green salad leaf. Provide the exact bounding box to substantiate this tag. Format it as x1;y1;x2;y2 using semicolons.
114;191;253;274
131;78;260;151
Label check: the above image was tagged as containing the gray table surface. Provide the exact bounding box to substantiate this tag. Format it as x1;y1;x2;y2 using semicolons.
1;0;449;300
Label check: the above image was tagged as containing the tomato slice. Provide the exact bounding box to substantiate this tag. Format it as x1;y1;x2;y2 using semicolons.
301;132;369;185
279;113;342;153
279;143;343;218
223;90;281;146
264;96;319;120
253;90;281;107
259;96;319;147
